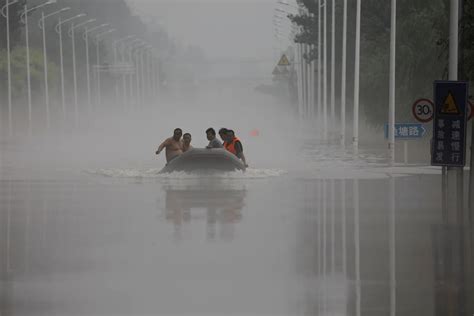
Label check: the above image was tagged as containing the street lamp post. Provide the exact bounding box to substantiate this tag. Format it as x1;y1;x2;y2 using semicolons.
38;6;70;129
119;37;140;109
323;0;328;140
140;47;150;105
1;0;19;136
55;14;86;121
94;29;115;108
341;0;347;146
331;0;336;129
318;0;322;125
353;0;362;152
126;39;144;108
113;35;135;105
132;42;148;108
66;19;95;125
20;0;56;135
82;23;109;111
388;0;397;165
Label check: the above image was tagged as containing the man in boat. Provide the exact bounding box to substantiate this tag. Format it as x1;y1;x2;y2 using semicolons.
224;130;248;168
155;128;183;163
219;128;228;143
182;133;193;152
206;128;223;149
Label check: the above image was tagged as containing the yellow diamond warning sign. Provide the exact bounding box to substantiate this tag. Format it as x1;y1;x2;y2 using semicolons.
277;54;290;66
440;91;460;114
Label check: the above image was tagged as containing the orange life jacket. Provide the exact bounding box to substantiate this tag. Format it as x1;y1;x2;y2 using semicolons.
224;137;240;155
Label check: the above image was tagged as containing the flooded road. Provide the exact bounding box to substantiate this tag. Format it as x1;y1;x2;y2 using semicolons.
1;148;472;315
0;81;472;315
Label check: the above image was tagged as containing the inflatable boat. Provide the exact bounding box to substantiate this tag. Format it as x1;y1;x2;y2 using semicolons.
159;148;246;173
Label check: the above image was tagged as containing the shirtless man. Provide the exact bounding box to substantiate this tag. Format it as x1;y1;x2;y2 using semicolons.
182;133;193;152
156;128;183;163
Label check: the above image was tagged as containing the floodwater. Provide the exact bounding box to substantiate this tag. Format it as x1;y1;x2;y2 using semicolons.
1;144;472;315
0;82;473;315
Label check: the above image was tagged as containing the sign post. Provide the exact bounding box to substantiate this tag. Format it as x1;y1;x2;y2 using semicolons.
431;80;468;229
384;122;426;164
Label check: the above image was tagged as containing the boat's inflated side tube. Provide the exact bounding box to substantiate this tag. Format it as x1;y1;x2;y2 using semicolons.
159;148;246;173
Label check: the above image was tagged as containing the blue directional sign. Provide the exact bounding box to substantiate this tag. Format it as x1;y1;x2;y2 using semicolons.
384;123;426;139
431;81;468;167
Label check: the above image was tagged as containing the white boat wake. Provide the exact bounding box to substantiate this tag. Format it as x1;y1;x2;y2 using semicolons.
85;167;287;179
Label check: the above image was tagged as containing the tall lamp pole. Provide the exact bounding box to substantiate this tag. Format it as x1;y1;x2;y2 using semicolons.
340;0;347;146
94;29;115;108
119;37;140;109
82;23;108;111
126;39;144;108
388;0;397;165
38;6;70;129
55;14;86;121
20;0;56;135
353;0;362;153
67;19;95;125
132;42;148;108
1;0;19;136
318;0;322;123
141;45;153;105
113;35;135;105
330;0;335;128
323;0;328;139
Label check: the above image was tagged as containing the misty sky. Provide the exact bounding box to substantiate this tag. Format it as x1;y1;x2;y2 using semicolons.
127;0;280;61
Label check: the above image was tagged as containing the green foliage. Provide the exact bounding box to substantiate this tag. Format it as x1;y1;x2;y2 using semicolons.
289;0;456;125
461;0;474;84
0;47;58;98
0;0;174;103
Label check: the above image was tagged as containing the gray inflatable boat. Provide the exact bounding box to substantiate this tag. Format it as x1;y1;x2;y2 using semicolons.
160;148;246;173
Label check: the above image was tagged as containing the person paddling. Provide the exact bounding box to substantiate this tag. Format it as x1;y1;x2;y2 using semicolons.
155;128;183;163
224;130;248;168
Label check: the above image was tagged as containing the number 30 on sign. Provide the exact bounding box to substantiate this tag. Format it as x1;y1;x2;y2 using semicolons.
412;98;434;123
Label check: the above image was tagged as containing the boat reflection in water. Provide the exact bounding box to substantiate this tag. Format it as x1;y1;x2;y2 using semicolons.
163;181;246;241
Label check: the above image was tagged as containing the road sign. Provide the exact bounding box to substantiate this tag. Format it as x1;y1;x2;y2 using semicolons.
431;81;469;167
412;98;434;123
384;123;426;139
277;54;290;66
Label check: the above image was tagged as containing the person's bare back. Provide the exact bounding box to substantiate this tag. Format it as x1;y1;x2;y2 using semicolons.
156;129;184;163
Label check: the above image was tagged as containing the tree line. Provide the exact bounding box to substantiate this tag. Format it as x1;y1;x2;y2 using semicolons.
0;0;174;104
289;0;472;125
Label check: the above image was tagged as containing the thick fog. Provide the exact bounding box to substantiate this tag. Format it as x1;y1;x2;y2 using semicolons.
1;0;473;315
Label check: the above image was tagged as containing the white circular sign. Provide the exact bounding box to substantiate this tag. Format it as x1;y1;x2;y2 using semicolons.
412;98;434;123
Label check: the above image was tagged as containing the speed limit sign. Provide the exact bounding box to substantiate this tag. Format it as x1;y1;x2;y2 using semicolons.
412;98;434;123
